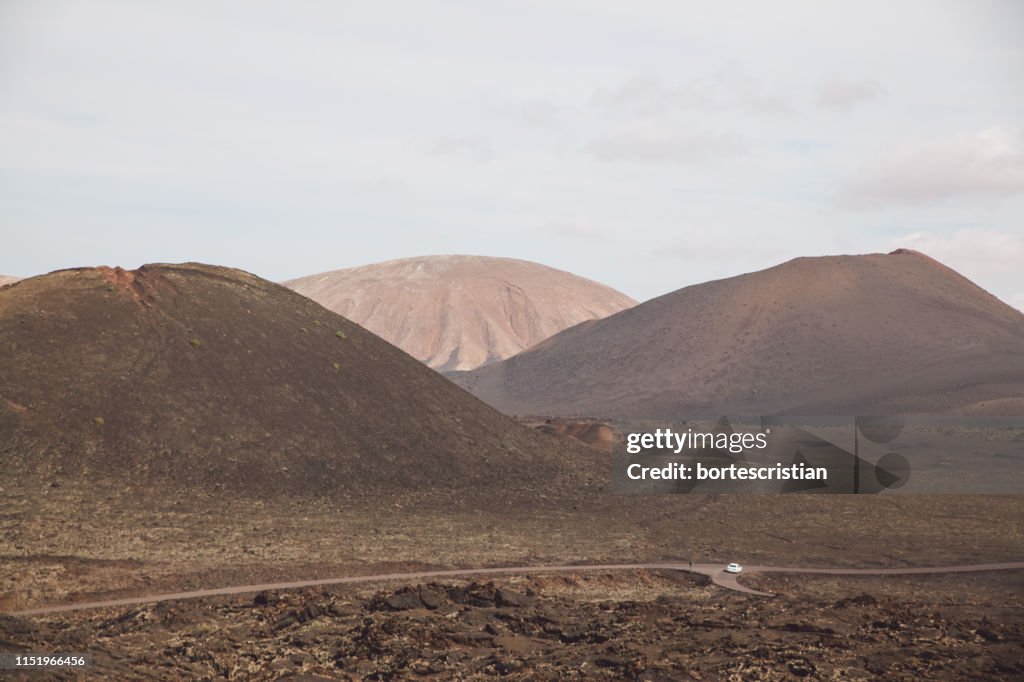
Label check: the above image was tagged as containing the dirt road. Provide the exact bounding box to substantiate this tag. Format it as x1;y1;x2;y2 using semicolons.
8;560;1024;616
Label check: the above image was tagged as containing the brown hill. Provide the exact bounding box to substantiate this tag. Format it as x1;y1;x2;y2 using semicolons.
283;256;636;371
454;250;1024;417
0;264;597;497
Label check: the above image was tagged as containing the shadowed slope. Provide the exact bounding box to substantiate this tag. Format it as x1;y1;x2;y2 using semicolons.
0;263;598;497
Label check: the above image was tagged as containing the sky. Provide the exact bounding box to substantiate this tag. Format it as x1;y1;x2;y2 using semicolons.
1;0;1023;308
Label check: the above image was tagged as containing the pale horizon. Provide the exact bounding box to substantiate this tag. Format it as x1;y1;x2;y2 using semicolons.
1;1;1022;309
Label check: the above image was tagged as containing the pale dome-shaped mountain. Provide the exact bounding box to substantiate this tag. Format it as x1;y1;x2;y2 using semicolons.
283;256;637;371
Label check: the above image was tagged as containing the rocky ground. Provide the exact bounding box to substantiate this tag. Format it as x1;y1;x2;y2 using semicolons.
2;570;1021;680
3;482;1021;680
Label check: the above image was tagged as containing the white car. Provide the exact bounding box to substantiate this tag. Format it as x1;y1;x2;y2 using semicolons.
725;562;743;574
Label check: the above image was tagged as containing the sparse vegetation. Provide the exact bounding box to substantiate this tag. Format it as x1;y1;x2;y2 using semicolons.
335;331;346;339
189;337;202;349
93;417;105;427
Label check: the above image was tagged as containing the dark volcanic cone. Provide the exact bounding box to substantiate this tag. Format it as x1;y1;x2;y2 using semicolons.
455;250;1024;417
0;263;595;496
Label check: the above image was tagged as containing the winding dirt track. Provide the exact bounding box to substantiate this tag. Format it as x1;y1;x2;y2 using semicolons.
8;561;1024;617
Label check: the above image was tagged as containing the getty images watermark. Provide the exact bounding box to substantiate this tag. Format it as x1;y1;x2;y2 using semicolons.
612;416;1024;494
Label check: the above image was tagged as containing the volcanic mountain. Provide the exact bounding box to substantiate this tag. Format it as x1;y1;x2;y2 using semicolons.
0;264;597;497
454;250;1024;417
283;256;636;371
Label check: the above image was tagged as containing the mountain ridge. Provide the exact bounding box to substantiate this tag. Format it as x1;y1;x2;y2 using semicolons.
453;250;1024;417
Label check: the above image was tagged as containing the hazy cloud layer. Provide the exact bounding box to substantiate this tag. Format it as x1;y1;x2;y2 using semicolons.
0;1;1021;307
539;216;605;239
592;65;791;117
715;63;793;116
817;75;884;112
841;128;1024;208
658;228;791;264
588;124;748;164
426;137;496;164
592;75;718;116
505;99;561;129
890;228;1024;271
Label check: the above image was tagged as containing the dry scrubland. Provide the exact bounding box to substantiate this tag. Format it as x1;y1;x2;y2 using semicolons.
3;556;1022;679
3;482;1022;613
3;483;1023;678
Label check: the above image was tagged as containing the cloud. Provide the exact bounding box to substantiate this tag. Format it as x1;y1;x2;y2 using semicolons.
840;128;1024;208
592;65;791;117
366;176;411;194
714;63;793;116
539;216;605;239
511;98;560;129
889;228;1024;272
426;136;495;163
588;123;748;164
817;75;884;112
658;229;790;263
591;74;716;116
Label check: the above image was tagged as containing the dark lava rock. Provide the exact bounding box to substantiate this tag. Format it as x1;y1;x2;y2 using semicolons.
445;586;467;603
291;652;316;666
834;594;877;608
419;587;445;610
327;601;359;618
788;661;814;677
975;627;1002;642
594;654;626;668
495;588;533;608
484;622;509;637
557;624;588;643
273;613;298;631
993;649;1024;674
385;591;424;611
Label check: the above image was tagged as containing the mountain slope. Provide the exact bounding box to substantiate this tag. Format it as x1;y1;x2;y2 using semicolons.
454;250;1024;417
0;263;597;497
283;256;636;371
